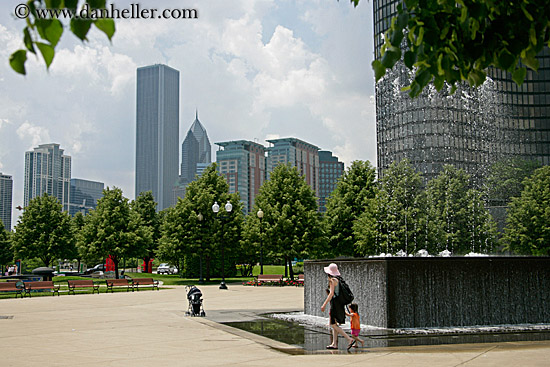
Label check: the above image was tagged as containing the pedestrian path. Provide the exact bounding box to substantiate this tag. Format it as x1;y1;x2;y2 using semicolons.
0;284;548;366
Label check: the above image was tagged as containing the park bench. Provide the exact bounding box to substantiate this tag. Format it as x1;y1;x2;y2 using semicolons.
67;279;100;295
105;278;132;293
295;274;304;287
24;281;60;297
0;282;24;298
254;274;284;286
132;278;159;291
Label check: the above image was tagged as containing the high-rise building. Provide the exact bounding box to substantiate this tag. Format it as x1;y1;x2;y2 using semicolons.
266;137;320;197
69;178;104;216
135;64;180;211
24;143;71;211
216;140;266;213
0;173;13;231
181;111;211;182
318;151;344;212
373;1;550;184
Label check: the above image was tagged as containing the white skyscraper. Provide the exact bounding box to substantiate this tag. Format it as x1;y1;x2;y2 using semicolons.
24;143;71;211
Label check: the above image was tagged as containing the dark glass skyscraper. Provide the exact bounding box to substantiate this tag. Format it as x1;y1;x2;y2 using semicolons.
135;64;180;211
318;151;344;213
374;0;550;185
181;111;211;185
69;178;104;216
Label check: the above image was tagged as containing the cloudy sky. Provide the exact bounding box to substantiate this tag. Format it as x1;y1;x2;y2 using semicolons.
0;0;376;226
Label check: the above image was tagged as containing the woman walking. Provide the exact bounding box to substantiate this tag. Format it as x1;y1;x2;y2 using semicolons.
321;263;355;350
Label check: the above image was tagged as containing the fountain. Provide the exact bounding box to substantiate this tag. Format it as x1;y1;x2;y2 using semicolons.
304;257;550;328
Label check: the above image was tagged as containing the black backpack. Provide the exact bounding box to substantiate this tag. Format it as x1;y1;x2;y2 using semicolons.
335;276;354;305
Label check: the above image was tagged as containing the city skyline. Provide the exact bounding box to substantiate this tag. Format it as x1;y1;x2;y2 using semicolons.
0;1;374;226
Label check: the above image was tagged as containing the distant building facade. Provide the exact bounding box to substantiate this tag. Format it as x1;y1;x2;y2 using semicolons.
24;143;71;211
318;151;344;212
0;173;13;230
69;178;104;216
216;140;266;213
266;137;320;197
135;64;180;211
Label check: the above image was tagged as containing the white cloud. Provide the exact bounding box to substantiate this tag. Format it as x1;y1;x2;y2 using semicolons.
16;122;51;149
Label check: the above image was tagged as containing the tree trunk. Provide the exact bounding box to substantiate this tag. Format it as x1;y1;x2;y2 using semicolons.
205;255;211;281
114;258;119;279
143;256;151;273
284;257;288;278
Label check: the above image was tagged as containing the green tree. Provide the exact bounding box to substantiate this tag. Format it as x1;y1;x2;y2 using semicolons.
484;157;541;206
248;164;323;279
12;193;75;267
324;160;377;257
363;0;550;97
355;159;427;256
131;191;159;273
159;164;243;280
0;225;13;270
10;0;115;75
426;165;497;254
77;187;140;278
503;166;550;255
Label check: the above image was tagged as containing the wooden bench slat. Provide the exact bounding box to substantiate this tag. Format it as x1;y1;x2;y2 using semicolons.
105;279;132;293
24;281;60;297
131;278;159;291
0;282;23;298
67;279;100;295
254;274;284;286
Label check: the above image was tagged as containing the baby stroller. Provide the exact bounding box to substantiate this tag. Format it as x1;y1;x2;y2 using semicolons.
186;285;206;317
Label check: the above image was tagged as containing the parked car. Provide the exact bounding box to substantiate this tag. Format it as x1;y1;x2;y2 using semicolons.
157;263;178;274
84;264;105;275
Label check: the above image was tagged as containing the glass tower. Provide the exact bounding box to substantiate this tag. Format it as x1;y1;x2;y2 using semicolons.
318;151;344;213
135;64;180;211
0;173;13;231
24;143;71;211
374;0;550;185
181;111;211;185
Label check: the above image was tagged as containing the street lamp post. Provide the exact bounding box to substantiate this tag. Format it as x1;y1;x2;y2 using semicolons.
212;200;232;290
257;208;264;275
197;213;204;284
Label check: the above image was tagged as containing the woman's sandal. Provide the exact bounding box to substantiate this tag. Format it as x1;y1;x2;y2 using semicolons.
326;345;338;349
347;340;356;350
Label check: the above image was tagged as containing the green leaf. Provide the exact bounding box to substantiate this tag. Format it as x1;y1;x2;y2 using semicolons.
415;68;432;88
9;49;27;75
497;49;516;71
521;52;539;71
44;19;63;47
23;27;36;54
70;19;92;41
434;75;444;91
467;69;486;87
94;18;115;41
512;67;527;86
520;4;534;21
372;59;386;82
36;42;55;68
404;50;417;69
381;46;401;68
396;11;409;29
390;28;404;47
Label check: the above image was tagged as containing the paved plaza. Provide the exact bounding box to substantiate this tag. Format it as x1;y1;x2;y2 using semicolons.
1;284;549;366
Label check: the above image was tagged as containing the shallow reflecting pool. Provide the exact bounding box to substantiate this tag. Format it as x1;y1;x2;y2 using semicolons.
223;314;550;353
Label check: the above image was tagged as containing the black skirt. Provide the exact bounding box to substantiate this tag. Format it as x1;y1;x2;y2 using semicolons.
330;297;346;325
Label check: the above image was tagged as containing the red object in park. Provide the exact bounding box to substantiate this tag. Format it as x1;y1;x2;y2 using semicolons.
106;256;115;272
142;259;154;273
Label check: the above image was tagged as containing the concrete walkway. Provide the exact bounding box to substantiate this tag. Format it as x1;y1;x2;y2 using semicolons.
1;284;549;366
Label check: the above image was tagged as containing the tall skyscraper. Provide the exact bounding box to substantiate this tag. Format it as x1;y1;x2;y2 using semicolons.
216;140;266;213
0;173;13;231
69;178;104;216
180;111;211;185
373;1;550;184
266;137;320;197
24;143;71;211
135;64;180;211
318;151;344;212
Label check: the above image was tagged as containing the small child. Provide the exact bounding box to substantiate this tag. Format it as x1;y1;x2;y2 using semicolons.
346;303;365;348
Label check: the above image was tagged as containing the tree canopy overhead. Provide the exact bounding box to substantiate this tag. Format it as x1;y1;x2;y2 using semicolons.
362;0;550;97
